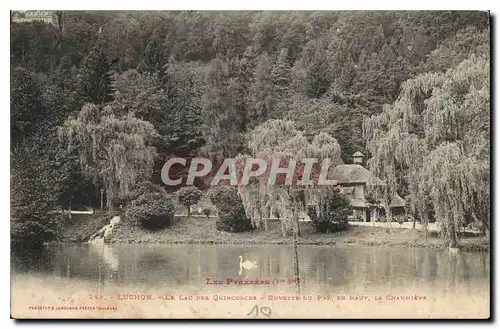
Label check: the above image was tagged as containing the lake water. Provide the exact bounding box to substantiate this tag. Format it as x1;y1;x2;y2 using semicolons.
11;244;490;318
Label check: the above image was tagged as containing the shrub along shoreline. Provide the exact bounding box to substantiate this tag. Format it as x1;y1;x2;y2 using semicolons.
60;214;489;252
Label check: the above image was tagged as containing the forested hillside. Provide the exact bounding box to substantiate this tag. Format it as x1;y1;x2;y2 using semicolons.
11;11;489;246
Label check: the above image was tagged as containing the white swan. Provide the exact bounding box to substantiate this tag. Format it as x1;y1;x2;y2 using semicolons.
239;256;257;271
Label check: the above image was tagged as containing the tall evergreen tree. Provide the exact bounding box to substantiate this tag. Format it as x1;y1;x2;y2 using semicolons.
137;36;170;76
248;52;273;129
238;45;257;90
292;39;331;99
201;57;246;157
270;48;292;117
162;60;205;155
11;68;42;142
78;47;115;105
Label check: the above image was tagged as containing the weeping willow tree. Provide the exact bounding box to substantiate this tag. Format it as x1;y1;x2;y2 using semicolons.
238;119;343;237
364;54;490;247
238;119;342;294
58;103;158;210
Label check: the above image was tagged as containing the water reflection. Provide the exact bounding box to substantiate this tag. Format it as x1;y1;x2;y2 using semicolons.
11;244;489;293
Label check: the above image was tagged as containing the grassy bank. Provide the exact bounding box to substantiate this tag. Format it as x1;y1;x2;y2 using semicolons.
60;211;119;243
62;215;489;251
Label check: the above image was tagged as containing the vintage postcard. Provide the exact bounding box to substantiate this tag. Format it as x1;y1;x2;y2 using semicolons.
10;10;490;319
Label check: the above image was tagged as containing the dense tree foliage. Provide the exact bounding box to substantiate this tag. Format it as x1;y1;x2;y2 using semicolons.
308;189;352;233
11;11;489;160
364;54;490;247
59;103;158;210
137;36;170;76
78;47;116;104
10;11;489;244
124;181;174;230
176;186;202;217
11;67;91;246
11;138;68;246
239;119;342;236
207;186;253;233
11;68;42;142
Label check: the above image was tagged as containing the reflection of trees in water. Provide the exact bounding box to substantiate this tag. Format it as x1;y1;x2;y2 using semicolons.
114;245;287;286
15;244;122;284
212;245;277;280
299;247;491;293
118;245;198;285
435;251;490;295
57;244;120;284
302;247;350;291
11;245;57;274
114;245;210;286
12;244;490;292
279;248;292;278
133;249;175;283
89;244;119;270
481;252;489;278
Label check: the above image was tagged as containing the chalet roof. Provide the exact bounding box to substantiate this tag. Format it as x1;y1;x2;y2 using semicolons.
353;151;364;157
390;193;405;208
331;164;385;186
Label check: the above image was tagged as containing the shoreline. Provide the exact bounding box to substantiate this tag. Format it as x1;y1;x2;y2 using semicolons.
60;214;489;252
96;238;489;252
